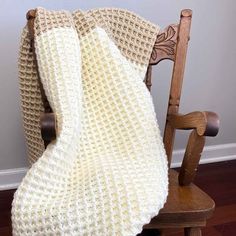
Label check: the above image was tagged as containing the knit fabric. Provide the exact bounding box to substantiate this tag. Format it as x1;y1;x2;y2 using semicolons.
12;8;168;236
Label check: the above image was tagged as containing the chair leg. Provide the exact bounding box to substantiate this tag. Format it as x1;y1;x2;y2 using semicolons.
184;227;202;236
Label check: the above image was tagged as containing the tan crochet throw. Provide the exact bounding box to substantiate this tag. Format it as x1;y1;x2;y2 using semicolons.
12;7;168;236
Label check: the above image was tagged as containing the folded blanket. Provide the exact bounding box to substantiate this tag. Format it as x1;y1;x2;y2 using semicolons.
12;7;168;236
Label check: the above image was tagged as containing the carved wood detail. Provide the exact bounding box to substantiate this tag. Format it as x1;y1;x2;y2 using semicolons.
149;24;178;65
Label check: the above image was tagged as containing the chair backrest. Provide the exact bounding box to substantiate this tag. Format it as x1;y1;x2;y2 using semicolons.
145;9;192;166
26;9;192;167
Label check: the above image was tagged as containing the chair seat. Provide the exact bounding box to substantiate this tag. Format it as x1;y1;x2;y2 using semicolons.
144;169;215;229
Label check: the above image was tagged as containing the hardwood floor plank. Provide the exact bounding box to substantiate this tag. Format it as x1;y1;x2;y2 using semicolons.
0;226;11;236
207;204;236;227
0;190;15;212
214;221;236;235
201;226;222;236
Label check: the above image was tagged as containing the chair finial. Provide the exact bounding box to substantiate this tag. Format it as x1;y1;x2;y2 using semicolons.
26;9;36;20
181;9;192;18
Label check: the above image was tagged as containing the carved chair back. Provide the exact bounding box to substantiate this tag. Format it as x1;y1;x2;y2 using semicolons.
146;9;192;166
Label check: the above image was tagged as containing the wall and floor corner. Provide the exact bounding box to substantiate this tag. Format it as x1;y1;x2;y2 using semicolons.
0;0;235;190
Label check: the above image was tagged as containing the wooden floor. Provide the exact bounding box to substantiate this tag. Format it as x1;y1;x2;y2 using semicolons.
0;160;235;236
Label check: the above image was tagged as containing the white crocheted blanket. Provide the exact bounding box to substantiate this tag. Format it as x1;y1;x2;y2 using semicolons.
12;8;168;236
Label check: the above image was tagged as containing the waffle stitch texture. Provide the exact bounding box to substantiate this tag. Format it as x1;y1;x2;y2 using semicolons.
12;7;168;236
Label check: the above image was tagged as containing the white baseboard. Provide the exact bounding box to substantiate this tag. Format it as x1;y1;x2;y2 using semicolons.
0;143;235;190
0;167;28;191
171;143;236;168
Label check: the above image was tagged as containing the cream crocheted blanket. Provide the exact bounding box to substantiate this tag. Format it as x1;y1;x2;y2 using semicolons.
12;7;168;236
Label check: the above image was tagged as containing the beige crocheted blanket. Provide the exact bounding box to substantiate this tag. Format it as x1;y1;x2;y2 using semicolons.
12;7;168;236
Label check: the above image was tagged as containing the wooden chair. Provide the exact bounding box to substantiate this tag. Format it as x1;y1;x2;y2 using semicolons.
26;9;219;236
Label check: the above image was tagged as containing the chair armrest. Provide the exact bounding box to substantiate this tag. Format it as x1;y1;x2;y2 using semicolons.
167;111;219;137
167;111;219;185
40;113;57;147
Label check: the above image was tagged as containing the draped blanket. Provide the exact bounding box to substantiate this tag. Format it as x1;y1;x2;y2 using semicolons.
12;8;168;236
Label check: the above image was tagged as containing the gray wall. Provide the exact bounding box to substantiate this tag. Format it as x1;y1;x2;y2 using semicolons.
0;0;235;170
